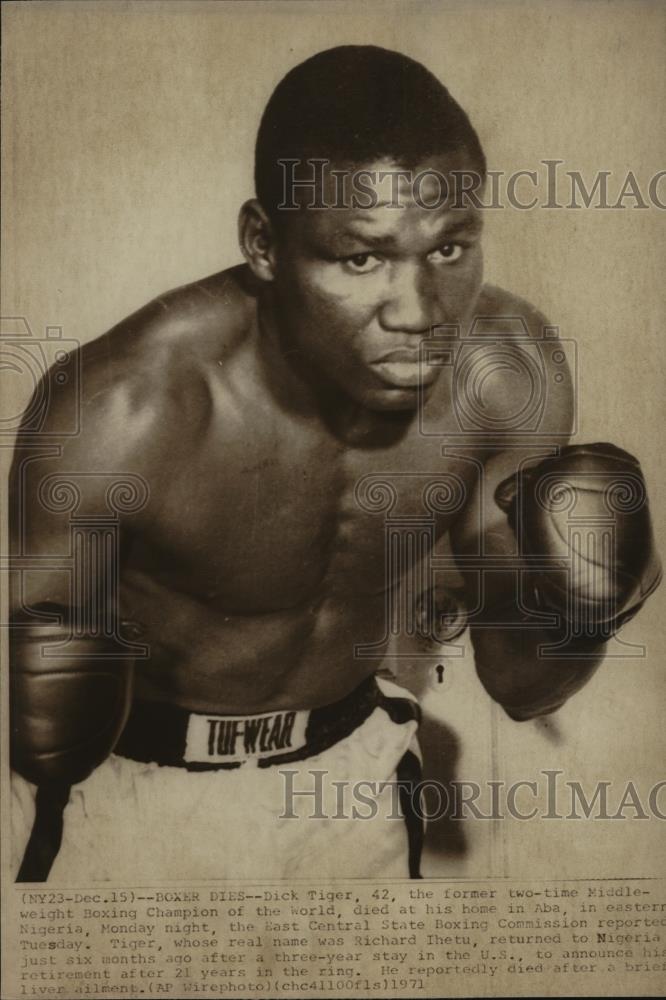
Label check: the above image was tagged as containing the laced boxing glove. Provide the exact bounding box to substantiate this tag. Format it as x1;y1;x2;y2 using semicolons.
495;443;662;640
10;609;135;787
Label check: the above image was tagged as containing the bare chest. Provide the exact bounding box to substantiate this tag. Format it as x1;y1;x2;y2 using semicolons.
129;404;476;611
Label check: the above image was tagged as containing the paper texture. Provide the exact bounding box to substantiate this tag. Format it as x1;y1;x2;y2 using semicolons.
2;2;664;997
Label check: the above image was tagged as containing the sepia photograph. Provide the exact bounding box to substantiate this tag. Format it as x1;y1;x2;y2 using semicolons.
2;1;664;997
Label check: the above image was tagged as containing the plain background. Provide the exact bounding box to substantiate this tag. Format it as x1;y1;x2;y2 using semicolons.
2;0;665;881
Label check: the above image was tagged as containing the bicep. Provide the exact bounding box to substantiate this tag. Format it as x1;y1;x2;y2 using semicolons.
9;378;143;619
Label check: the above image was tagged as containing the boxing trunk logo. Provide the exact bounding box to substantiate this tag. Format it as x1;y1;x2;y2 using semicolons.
185;709;309;764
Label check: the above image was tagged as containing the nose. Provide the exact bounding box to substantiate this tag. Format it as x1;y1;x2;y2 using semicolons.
378;261;434;336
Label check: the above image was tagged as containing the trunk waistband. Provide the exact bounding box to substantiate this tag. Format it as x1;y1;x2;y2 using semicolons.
114;674;420;771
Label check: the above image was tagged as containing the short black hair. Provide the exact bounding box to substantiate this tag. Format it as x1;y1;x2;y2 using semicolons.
255;45;486;219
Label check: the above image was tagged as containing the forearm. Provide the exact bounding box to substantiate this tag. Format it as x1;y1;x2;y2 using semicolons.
451;442;661;721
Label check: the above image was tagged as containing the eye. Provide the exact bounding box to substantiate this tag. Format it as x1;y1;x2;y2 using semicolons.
342;253;382;274
430;243;464;264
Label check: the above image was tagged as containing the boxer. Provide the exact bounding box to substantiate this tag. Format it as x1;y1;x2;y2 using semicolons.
9;46;661;880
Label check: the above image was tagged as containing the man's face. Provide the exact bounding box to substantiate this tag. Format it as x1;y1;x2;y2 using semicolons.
269;151;484;412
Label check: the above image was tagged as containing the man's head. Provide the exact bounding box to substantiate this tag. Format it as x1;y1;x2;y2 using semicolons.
254;45;485;219
240;46;486;412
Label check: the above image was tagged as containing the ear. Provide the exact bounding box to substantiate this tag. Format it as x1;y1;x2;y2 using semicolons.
238;199;278;282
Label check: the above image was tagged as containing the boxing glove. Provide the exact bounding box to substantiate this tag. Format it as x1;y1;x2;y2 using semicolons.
495;443;662;639
10;609;135;786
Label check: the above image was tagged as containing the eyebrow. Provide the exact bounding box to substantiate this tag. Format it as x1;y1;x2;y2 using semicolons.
325;212;483;249
326;230;399;249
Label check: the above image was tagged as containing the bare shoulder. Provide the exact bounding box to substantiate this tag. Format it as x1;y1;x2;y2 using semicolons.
460;283;574;442
28;266;259;466
449;285;575;555
475;283;551;332
85;265;256;406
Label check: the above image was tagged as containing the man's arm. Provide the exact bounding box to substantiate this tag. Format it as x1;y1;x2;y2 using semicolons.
9;343;155;785
449;446;603;720
447;299;660;720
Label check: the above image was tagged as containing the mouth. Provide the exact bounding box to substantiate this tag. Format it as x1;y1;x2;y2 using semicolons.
371;348;440;389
